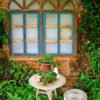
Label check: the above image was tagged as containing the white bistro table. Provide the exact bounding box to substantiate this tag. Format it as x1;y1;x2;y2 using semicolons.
29;74;66;100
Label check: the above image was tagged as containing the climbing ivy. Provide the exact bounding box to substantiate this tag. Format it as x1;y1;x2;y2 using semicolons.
76;0;100;100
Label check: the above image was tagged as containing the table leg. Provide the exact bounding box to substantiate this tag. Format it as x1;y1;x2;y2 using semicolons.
47;90;53;100
54;89;57;96
36;89;39;99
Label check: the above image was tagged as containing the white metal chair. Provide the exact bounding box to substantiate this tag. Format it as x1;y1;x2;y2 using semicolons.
64;89;87;100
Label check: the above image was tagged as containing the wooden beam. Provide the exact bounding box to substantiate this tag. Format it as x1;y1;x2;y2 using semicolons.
23;0;25;9
38;0;44;7
8;0;13;8
42;0;46;6
60;40;72;43
12;40;23;42
57;0;60;10
13;0;23;9
26;24;37;28
47;0;56;10
60;25;72;29
72;0;77;9
26;0;36;9
61;0;70;9
45;40;58;43
45;25;58;28
12;25;23;28
26;40;38;42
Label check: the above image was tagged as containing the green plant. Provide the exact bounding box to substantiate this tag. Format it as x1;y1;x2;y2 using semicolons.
37;55;60;67
0;9;8;45
0;54;11;81
0;80;14;99
79;41;100;100
0;34;8;44
76;0;100;99
0;55;37;100
0;9;7;27
38;71;57;85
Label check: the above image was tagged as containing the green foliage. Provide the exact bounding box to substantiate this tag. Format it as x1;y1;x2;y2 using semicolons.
37;55;60;67
37;95;48;100
76;44;100;99
0;9;9;45
54;95;63;100
37;95;63;100
38;71;57;85
77;0;100;99
0;55;11;80
0;56;36;100
0;34;8;44
79;0;100;47
9;60;35;86
0;80;14;100
0;9;7;26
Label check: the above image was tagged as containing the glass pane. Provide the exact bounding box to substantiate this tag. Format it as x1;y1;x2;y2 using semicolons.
12;14;23;25
46;14;57;25
43;1;54;10
60;14;72;25
26;28;38;40
46;43;58;53
26;42;38;54
60;43;72;53
12;28;23;40
60;28;72;40
46;28;58;40
29;1;40;10
10;2;20;10
26;14;37;25
12;42;24;53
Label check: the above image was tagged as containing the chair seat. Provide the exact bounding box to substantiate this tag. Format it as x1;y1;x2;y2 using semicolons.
64;89;87;100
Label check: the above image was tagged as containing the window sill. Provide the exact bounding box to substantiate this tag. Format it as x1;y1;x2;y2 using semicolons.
9;56;77;62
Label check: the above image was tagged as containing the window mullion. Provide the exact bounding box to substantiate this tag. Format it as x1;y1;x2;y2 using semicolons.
38;12;41;56
58;13;60;55
42;12;46;55
72;13;75;55
23;12;26;55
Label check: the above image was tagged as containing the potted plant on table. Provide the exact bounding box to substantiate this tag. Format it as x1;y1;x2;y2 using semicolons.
37;55;60;72
38;70;57;86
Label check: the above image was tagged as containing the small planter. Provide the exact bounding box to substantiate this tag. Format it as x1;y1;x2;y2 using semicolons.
40;63;51;72
37;55;60;72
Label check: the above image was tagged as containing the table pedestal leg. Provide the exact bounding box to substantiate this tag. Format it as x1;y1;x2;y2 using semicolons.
36;89;39;99
47;91;52;100
54;89;57;96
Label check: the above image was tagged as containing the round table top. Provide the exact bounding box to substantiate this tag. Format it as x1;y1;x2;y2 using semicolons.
29;74;66;91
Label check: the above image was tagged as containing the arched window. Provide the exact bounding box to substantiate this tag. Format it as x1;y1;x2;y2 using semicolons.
9;0;77;56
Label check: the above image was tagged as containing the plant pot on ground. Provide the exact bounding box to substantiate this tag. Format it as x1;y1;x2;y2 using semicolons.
37;55;60;72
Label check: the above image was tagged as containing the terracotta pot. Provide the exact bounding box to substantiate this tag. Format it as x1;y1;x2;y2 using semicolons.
40;63;51;72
